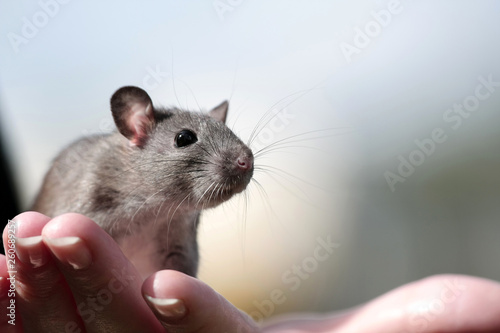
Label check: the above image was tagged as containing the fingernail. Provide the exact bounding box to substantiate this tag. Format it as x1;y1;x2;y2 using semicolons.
145;295;187;318
16;236;49;268
44;237;92;270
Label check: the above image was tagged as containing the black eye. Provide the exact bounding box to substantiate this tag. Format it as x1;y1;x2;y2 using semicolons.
175;129;198;148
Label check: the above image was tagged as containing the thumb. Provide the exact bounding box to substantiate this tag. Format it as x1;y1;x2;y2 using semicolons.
142;270;259;333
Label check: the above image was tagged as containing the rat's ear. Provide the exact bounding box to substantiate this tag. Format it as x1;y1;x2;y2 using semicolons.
209;100;228;124
110;86;155;147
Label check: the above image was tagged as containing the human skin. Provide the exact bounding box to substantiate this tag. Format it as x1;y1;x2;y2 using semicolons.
1;212;500;333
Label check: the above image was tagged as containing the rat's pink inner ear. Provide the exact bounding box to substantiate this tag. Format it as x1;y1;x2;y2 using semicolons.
209;100;228;124
127;103;155;146
110;86;156;147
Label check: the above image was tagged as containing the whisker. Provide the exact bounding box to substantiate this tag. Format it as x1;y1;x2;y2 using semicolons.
129;188;164;226
165;192;192;251
170;46;183;109
249;178;290;235
229;59;239;103
196;181;216;207
247;82;326;146
228;99;250;134
176;78;202;112
247;89;311;146
154;195;170;227
254;165;323;208
253;128;356;157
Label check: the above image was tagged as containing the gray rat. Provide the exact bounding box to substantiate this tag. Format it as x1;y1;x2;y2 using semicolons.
32;86;254;279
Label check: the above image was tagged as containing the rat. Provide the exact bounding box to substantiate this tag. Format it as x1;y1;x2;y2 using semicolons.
32;86;254;279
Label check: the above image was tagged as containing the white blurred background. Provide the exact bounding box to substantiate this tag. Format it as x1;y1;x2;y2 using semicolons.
1;0;499;323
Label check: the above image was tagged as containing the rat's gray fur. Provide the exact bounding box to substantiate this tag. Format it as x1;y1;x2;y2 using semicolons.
32;86;253;278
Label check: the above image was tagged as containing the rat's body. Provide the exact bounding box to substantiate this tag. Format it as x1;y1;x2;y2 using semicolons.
32;86;254;278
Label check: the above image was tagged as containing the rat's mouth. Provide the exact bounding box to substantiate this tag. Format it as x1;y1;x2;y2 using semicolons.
221;182;247;196
199;176;252;207
215;182;247;201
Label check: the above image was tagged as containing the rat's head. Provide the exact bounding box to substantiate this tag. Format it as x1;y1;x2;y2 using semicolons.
110;86;253;209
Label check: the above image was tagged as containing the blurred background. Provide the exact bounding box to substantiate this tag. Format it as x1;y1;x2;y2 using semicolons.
1;0;499;324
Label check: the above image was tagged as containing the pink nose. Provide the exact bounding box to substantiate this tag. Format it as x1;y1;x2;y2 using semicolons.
237;156;253;171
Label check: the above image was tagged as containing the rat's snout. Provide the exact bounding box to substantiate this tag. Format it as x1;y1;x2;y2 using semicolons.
233;146;254;177
200;146;254;206
236;154;254;171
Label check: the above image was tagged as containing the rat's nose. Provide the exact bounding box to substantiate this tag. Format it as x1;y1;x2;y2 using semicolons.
237;155;254;171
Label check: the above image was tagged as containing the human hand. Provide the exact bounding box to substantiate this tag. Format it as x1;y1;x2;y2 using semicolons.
2;212;500;333
0;212;257;332
261;275;500;332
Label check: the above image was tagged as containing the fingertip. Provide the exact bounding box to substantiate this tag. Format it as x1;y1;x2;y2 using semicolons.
0;254;7;283
142;270;197;299
43;236;93;270
145;295;187;320
142;270;258;332
142;270;205;326
41;213;114;251
42;213;96;237
11;211;50;222
0;255;10;298
3;211;50;239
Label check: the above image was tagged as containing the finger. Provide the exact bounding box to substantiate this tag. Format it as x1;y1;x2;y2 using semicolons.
349;274;500;333
143;270;259;333
264;274;500;333
391;274;500;333
0;254;22;333
2;212;82;333
42;213;163;333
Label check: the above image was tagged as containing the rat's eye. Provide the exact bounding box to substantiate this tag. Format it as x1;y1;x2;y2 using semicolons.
175;129;198;148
